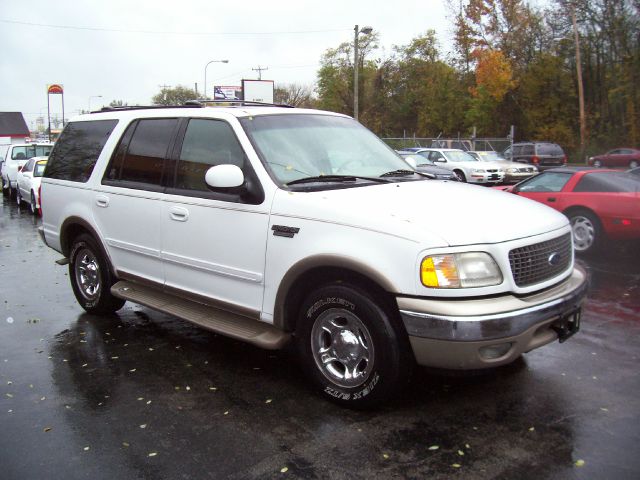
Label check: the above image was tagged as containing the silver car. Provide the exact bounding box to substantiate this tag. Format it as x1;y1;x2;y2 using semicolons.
468;150;538;184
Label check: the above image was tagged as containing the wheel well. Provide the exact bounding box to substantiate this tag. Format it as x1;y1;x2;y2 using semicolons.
563;206;600;224
280;267;398;333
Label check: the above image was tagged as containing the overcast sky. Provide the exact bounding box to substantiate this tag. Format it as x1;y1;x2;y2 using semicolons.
1;0;459;129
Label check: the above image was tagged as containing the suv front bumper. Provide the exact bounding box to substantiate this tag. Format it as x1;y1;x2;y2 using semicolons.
398;265;588;369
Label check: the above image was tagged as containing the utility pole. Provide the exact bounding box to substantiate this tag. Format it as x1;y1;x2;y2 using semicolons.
353;25;372;121
252;66;268;80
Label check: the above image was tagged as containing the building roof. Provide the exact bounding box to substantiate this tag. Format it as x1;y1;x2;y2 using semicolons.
0;112;29;137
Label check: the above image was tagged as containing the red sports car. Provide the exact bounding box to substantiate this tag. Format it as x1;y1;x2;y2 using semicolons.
495;168;640;254
588;148;640;169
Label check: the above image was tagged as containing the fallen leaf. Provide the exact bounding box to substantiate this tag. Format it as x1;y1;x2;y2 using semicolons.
224;411;229;415
44;427;52;432
186;386;191;391
146;400;151;405
6;381;12;385
529;427;535;432
140;424;147;429
280;467;288;473
383;453;389;459
82;364;88;368
129;369;136;373
428;445;439;451
452;463;461;468
40;396;46;401
575;459;585;467
458;450;464;456
465;444;471;449
5;393;13;398
209;387;217;391
600;407;609;412
265;399;272;404
111;356;119;360
84;446;90;451
137;397;144;401
122;442;130;447
148;452;157;457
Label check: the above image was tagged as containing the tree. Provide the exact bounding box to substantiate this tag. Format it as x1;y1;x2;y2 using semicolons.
152;86;198;106
274;83;316;108
109;100;128;107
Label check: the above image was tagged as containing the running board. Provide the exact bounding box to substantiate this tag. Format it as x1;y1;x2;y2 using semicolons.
111;281;290;350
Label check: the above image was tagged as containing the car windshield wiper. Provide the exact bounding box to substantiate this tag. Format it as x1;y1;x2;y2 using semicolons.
286;175;391;186
380;169;435;179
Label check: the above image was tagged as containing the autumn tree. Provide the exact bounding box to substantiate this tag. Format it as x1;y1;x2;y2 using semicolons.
152;86;198;106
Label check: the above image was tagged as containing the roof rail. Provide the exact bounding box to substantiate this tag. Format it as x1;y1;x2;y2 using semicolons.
93;100;294;113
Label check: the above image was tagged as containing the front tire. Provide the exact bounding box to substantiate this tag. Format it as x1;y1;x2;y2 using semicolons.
569;210;602;254
453;170;467;182
593;159;602;168
69;234;125;314
296;283;411;408
630;160;639;169
16;188;22;207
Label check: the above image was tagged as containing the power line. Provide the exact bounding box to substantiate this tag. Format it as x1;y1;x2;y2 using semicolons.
0;18;349;36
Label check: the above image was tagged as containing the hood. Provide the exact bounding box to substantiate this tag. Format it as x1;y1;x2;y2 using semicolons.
271;180;568;247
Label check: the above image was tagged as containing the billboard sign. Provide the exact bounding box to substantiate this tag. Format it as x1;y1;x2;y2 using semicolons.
242;79;274;103
213;86;241;101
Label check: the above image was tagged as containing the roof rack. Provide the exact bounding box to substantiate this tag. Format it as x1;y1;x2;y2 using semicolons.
94;100;294;114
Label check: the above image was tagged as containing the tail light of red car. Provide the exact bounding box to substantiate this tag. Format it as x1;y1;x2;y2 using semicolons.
531;155;540;164
562;155;567;165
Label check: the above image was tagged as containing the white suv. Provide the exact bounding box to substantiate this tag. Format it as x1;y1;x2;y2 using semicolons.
1;142;54;198
40;105;588;407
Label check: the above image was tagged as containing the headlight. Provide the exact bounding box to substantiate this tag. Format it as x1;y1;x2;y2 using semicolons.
471;168;485;173
420;252;503;288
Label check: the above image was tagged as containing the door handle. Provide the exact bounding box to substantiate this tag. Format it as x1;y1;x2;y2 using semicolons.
169;206;189;222
95;195;109;208
547;197;556;202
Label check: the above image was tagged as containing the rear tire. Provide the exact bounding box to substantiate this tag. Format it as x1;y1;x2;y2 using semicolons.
69;234;125;314
296;283;411;408
569;209;602;255
29;191;38;215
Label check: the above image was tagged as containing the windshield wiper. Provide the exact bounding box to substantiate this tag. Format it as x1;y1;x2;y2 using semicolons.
380;169;435;179
379;169;417;177
286;175;391;186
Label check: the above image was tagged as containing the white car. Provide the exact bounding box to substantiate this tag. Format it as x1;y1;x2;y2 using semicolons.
1;143;53;199
16;156;48;214
40;105;587;407
412;148;505;184
468;150;538;184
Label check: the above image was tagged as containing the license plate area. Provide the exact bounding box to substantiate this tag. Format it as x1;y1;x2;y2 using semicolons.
551;308;581;343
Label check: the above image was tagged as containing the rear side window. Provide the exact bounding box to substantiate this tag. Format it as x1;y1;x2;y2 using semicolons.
11;145;52;160
574;173;640;193
521;145;534;155
518;172;572;192
103;118;178;189
536;143;564;155
45;121;117;182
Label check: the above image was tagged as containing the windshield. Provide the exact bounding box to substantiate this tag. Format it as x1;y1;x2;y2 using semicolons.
445;151;477;162
475;151;504;161
240;114;411;185
11;145;52;160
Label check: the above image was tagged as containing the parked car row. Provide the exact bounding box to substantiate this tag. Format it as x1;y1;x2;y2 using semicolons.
397;148;538;185
1;142;53;214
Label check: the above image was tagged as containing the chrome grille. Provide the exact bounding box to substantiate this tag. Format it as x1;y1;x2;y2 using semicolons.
509;233;572;287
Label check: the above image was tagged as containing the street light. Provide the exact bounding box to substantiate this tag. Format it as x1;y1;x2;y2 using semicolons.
88;95;103;112
204;60;229;100
353;24;372;121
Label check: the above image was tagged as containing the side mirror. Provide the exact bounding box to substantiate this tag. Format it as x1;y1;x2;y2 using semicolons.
205;164;245;189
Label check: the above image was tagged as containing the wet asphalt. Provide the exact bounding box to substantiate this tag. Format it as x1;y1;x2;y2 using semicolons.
1;195;639;480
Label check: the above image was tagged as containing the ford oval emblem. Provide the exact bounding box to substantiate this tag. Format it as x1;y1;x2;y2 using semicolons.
548;252;562;266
